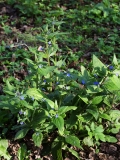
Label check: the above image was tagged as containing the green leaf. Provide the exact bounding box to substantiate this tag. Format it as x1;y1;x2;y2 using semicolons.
68;148;81;160
38;66;55;76
15;128;29;140
58;106;77;115
104;75;120;91
95;125;104;133
26;88;46;100
0;145;11;160
105;135;117;143
0;139;9;149
93;54;107;74
111;128;120;134
57;149;63;160
79;95;88;104
81;65;90;81
51;140;62;160
103;97;111;107
87;109;99;120
83;137;94;147
95;133;106;142
92;96;103;104
52;116;64;134
65;135;81;148
17;143;27;160
100;113;111;121
45;99;55;109
113;54;118;66
32;132;43;147
87;85;103;93
20;100;33;110
109;110;120;119
6;79;15;91
87;106;99;120
0;139;11;160
111;75;120;89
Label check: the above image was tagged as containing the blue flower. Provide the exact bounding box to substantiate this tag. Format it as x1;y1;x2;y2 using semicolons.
93;81;99;86
19;95;24;100
19;110;24;115
20;121;24;125
36;132;39;136
81;80;86;85
28;70;32;74
41;98;46;102
94;74;98;78
38;46;44;52
32;97;34;101
56;82;59;85
55;114;58;118
66;73;71;77
44;79;47;83
38;64;43;68
42;88;46;91
48;41;52;45
109;65;114;70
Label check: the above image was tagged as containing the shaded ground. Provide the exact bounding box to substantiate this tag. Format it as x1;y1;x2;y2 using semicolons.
0;2;120;160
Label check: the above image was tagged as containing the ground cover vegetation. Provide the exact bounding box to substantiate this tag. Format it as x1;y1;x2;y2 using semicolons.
0;0;120;159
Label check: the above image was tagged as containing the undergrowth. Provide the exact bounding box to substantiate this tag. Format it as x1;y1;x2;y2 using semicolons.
0;0;120;159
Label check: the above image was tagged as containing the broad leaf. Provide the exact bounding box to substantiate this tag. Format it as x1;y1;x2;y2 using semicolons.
93;54;107;75
83;137;94;147
79;95;88;104
95;133;106;142
113;54;118;66
100;113;111;121
92;96;103;104
32;132;43;147
65;135;81;148
0;146;11;160
52;116;64;133
20;100;33;110
87;107;99;120
15;128;29;140
45;99;55;109
105;135;117;143
0;139;11;160
38;66;55;76
26;88;46;100
58;106;77;115
104;75;120;91
68;148;81;160
17;143;27;160
111;128;120;134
